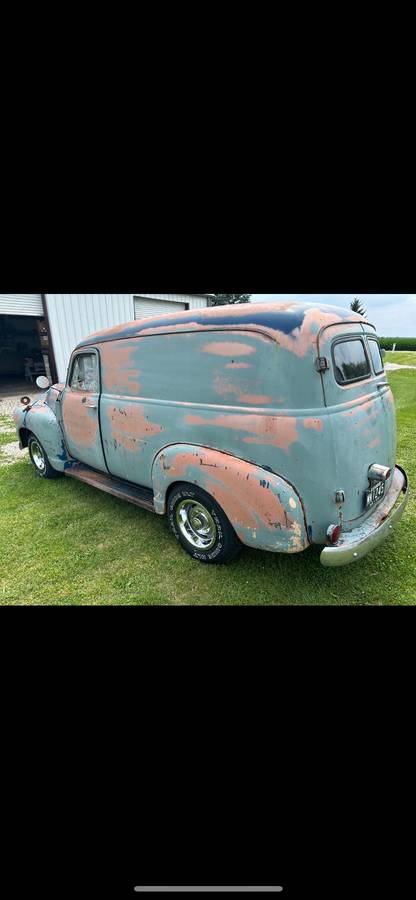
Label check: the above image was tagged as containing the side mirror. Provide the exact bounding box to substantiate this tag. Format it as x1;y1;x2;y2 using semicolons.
380;349;386;360
36;375;51;390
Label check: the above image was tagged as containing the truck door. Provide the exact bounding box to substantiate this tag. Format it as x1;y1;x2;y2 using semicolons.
61;349;107;471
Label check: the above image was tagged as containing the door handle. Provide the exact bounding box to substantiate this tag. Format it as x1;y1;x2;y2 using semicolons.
81;397;98;409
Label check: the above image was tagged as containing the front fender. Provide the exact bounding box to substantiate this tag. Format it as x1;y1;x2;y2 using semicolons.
152;444;309;554
14;396;72;472
12;404;28;438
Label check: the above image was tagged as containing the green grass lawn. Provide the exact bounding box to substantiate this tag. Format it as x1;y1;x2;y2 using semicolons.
1;370;415;605
385;351;416;366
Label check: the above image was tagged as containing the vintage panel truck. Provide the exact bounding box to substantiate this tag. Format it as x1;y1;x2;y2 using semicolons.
13;302;408;565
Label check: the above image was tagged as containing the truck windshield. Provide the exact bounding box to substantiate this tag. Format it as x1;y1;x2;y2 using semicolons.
333;338;371;384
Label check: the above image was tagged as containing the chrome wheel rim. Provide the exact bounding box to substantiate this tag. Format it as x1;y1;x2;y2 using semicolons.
176;499;217;551
31;440;46;473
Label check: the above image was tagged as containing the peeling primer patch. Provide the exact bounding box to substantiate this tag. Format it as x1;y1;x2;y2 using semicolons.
203;341;257;357
340;392;381;415
272;307;345;358
289;520;304;552
212;374;272;407
239;393;273;405
212;374;242;398
225;362;252;370
303;418;324;432
100;342;141;395
368;437;381;448
62;393;98;448
107;403;163;452
341;398;381;429
184;412;298;452
153;445;308;553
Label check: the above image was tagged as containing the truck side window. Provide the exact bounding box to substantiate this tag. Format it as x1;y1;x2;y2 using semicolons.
367;338;384;375
332;339;370;384
70;354;99;392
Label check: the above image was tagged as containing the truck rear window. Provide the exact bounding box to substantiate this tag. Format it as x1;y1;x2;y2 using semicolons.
332;339;370;384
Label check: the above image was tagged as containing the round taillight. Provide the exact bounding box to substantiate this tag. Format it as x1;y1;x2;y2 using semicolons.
327;524;342;544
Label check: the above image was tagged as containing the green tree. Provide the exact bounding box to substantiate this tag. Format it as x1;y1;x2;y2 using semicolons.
211;293;251;306
350;298;367;316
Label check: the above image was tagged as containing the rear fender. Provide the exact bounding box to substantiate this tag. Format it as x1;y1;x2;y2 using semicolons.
152;444;309;554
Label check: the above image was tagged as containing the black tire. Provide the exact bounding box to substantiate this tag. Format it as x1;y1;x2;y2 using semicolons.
28;434;63;480
167;482;242;564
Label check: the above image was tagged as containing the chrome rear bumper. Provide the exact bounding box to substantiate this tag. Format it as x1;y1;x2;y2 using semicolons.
320;465;409;567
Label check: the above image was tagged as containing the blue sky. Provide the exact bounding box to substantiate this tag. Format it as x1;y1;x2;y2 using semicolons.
250;294;416;337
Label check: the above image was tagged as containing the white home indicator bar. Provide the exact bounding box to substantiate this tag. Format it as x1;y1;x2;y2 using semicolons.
134;889;283;894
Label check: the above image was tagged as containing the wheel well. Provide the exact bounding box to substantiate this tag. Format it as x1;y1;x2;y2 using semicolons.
165;480;195;507
19;427;31;448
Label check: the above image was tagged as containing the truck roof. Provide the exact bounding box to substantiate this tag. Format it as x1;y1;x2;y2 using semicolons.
76;301;370;350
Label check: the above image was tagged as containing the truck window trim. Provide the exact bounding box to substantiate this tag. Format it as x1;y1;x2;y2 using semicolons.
366;337;385;376
67;349;101;393
331;337;372;386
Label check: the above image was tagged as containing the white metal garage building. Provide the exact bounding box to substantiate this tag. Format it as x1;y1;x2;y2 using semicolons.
0;293;213;388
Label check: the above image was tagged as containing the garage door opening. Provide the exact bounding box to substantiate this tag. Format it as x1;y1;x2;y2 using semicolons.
0;315;48;399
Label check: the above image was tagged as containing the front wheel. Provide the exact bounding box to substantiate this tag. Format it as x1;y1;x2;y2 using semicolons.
28;435;63;479
167;483;242;564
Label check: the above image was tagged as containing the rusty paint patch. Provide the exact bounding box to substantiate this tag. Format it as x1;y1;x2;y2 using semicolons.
203;341;257;357
303;418;324;431
107;403;163;452
239;393;272;405
153;444;308;553
184;412;298;452
163;450;288;530
225;362;252;369
212;375;271;406
100;342;141;395
63;393;98;448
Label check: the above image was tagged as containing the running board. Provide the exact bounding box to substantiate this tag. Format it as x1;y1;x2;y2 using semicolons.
65;464;155;512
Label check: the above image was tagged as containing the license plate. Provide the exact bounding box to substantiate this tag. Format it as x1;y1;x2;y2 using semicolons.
365;481;385;510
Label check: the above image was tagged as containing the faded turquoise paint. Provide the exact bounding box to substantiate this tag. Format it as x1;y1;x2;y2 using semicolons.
152;444;309;553
98;330;327;487
87;312;400;547
13;392;71;471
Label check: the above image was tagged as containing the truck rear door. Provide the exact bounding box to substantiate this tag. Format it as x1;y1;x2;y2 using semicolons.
319;323;396;526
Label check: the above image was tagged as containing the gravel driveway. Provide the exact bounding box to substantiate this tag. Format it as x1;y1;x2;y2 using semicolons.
0;389;43;416
385;363;416;371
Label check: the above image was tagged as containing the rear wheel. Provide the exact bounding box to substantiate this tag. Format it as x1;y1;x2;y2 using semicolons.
167;483;241;564
28;435;63;479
